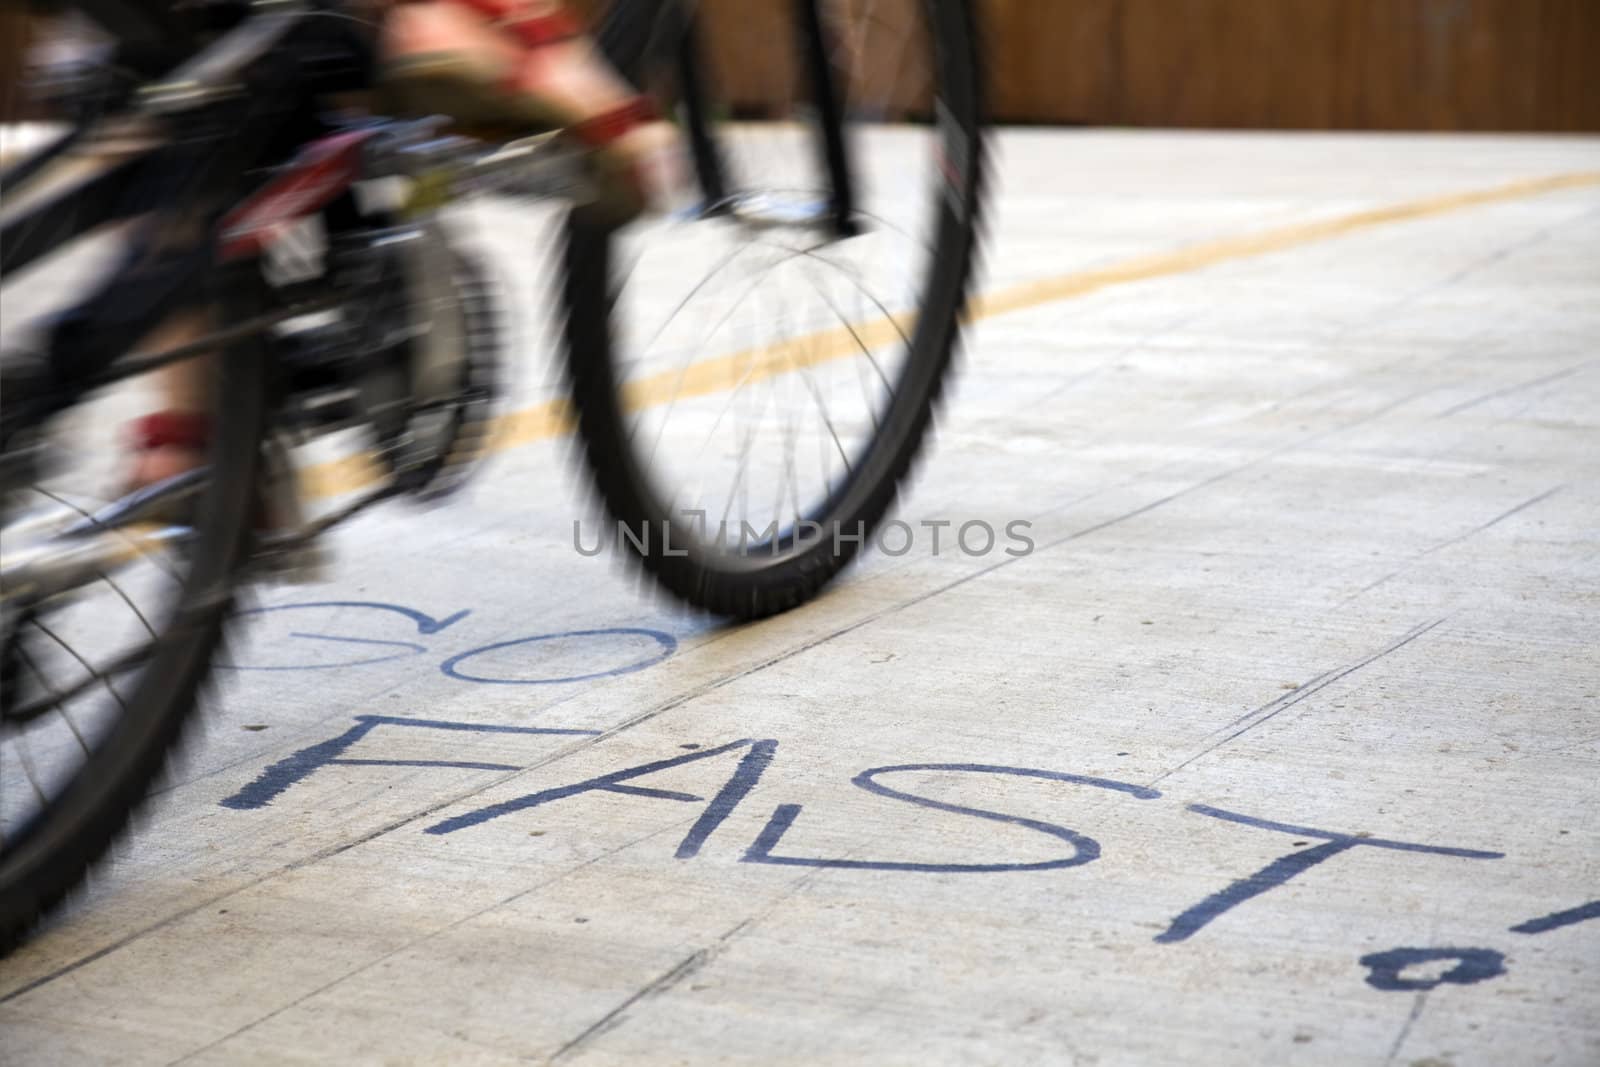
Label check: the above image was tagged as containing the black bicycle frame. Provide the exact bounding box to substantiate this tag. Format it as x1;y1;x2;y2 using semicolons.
0;0;863;413
671;10;731;209
5;0;861;265
2;4;372;271
1;4;374;427
791;0;859;237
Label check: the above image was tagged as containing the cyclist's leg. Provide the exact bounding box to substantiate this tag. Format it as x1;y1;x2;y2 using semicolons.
124;319;211;489
38;233;215;493
381;0;677;221
124;0;678;491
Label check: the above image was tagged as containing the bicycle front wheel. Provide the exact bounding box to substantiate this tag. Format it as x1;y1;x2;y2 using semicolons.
565;0;986;619
0;265;270;951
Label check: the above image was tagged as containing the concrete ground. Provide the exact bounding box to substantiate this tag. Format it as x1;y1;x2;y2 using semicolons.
3;129;1599;1065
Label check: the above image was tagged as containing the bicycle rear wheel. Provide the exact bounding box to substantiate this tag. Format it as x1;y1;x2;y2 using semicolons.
0;259;270;952
564;0;985;619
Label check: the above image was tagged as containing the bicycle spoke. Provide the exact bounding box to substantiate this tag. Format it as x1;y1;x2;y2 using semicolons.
16;643;92;757
5;642;151;728
12;731;52;809
34;485;184;588
800;259;900;398
569;0;979;618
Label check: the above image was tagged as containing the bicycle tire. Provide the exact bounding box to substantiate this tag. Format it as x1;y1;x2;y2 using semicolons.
563;0;986;620
0;278;270;952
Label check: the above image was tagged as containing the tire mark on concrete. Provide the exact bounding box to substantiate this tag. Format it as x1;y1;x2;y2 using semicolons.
1349;485;1565;602
161;819;698;1066
1436;362;1593;418
549;868;822;1064
1;791;674;1007
1422;485;1565;556
1147;616;1449;788
1384;990;1431;1066
548;946;723;1064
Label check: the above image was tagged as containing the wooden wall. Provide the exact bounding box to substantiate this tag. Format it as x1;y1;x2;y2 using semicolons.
982;0;1600;131
689;0;1600;132
499;1;1600;133
1;10;29;123
6;2;1597;131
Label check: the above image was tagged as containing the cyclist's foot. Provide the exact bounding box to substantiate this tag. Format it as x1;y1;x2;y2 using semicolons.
124;412;208;494
123;411;325;579
120;315;214;494
381;0;676;225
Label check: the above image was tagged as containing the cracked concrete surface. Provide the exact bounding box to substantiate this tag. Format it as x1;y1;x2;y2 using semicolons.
2;129;1598;1065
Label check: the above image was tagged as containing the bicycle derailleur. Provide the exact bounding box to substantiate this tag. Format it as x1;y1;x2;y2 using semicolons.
262;126;511;514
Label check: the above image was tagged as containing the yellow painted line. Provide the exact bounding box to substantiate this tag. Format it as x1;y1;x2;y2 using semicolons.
972;170;1599;319
302;169;1600;499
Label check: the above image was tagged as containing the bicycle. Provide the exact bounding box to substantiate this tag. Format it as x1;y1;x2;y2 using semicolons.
0;0;984;948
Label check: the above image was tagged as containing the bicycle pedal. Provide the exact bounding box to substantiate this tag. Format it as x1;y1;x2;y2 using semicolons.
251;441;331;586
466;133;594;204
252;537;332;587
